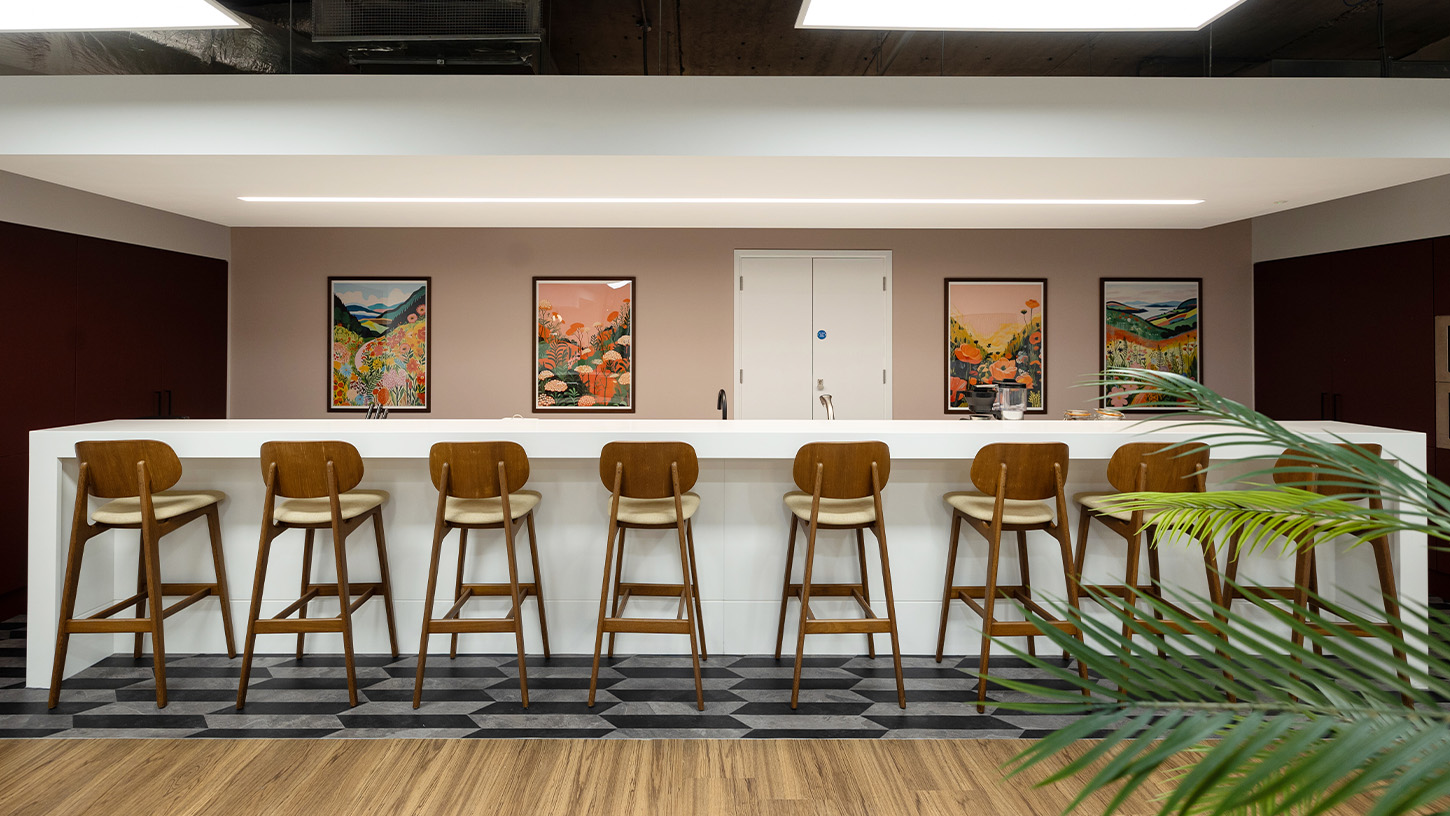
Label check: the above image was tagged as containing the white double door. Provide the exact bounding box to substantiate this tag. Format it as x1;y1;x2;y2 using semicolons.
733;250;891;420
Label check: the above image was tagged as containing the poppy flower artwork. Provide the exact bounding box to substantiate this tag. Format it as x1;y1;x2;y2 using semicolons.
534;277;635;412
945;279;1046;413
329;277;430;412
1101;278;1201;411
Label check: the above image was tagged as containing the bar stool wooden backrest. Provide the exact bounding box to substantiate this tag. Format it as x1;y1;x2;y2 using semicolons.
792;441;891;502
599;441;698;499
415;441;550;709
1106;442;1209;495
259;440;366;500
970;441;1069;508
431;441;530;498
1272;443;1382;497
52;440;235;710
75;439;184;500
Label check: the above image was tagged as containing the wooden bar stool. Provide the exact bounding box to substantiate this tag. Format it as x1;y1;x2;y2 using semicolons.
413;442;551;708
49;440;235;709
1223;445;1409;680
1073;442;1227;643
934;442;1090;712
588;441;707;711
775;441;904;709
236;441;400;708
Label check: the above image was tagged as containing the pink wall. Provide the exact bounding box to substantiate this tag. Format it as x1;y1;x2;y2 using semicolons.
229;224;1251;419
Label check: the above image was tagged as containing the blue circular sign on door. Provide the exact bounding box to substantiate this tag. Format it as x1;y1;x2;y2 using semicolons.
817;330;827;339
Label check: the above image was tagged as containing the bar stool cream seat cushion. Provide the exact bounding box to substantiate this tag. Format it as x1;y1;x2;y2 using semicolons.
615;492;700;525
91;489;226;526
1074;491;1161;524
273;489;390;525
783;491;877;526
944;491;1055;525
444;490;542;525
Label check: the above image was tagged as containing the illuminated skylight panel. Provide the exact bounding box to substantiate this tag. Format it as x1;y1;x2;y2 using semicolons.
796;0;1249;32
0;0;248;32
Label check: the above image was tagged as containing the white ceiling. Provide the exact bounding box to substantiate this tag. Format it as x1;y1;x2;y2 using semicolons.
3;75;1449;230
2;154;1448;229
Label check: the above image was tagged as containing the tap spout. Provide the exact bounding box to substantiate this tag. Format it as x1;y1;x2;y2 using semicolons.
819;393;835;420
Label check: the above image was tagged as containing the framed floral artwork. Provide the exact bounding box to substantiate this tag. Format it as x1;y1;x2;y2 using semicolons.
534;277;634;412
329;277;430;412
945;279;1045;413
1101;278;1201;411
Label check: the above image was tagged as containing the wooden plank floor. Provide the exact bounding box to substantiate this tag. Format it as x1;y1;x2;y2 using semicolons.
0;739;1186;816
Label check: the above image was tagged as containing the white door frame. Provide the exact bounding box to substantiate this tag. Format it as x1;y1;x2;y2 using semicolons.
732;249;893;419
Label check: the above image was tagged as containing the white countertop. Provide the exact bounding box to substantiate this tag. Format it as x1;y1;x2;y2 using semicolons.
30;418;1422;460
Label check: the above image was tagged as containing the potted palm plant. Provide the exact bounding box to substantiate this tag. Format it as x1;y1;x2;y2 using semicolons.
998;369;1450;816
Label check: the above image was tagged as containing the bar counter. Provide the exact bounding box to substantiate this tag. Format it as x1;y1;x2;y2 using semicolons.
27;418;1429;687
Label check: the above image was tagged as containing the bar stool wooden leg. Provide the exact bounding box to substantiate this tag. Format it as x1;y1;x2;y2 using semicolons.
976;522;1003;714
607;528;627;658
450;528;468;659
141;525;169;708
503;515;531;709
1121;526;1144;647
236;528;276;709
373;511;400;657
132;553;147;659
588;518;620;708
790;519;820;710
1067;506;1093;662
48;526;90;710
205;506;238;658
333;525;359;707
1370;535;1413;704
676;517;705;711
1146;535;1170;658
413;519;449;709
1016;530;1037;658
296;528;314;660
1053;522;1093;694
1289;543;1312;656
525;512;552;658
873;520;905;709
687;520;708;661
855;529;876;659
935;512;962;663
774;517;798;661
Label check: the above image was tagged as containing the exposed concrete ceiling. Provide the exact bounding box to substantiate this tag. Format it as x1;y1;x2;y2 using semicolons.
0;0;1448;76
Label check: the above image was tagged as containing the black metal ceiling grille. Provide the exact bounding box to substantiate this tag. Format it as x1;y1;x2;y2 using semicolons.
313;0;542;42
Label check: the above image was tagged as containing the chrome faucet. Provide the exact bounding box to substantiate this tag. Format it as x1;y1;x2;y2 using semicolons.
717;389;728;420
819;393;835;420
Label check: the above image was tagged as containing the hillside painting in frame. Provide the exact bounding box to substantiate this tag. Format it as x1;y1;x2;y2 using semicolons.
945;279;1046;413
535;277;634;413
1101;278;1201;411
329;277;430;412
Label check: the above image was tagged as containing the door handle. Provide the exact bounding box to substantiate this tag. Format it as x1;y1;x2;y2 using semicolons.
1333;393;1342;422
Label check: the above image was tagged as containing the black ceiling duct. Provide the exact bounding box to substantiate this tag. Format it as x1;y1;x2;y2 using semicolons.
313;0;542;42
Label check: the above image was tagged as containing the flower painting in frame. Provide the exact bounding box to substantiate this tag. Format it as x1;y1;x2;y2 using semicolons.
329;277;430;412
535;277;634;413
945;279;1046;413
1101;277;1201;411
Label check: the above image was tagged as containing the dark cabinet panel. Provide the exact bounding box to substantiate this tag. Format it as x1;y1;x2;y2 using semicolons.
1253;254;1338;421
0;220;229;607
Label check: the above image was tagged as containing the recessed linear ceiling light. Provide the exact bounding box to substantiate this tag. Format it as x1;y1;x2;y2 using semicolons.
796;0;1249;32
238;196;1204;206
0;0;248;32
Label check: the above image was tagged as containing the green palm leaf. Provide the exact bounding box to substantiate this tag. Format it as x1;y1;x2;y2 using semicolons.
994;370;1450;816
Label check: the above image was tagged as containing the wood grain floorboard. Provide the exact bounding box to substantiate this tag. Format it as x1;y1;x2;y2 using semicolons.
0;738;1367;816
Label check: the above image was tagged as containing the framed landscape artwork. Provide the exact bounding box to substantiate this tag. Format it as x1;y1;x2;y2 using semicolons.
945;279;1046;413
329;277;430;412
535;277;634;413
1101;278;1201;411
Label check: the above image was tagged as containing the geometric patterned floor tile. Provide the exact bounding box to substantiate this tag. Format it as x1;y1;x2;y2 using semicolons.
0;616;1103;739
